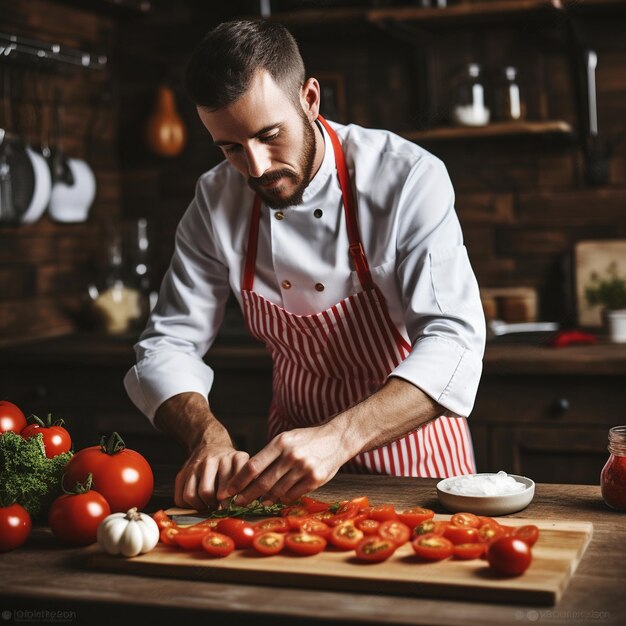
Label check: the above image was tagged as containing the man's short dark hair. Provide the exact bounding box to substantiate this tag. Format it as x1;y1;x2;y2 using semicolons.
185;19;306;110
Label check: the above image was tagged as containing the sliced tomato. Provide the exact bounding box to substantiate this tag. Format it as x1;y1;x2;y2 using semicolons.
153;510;177;530
487;536;532;576
215;518;256;548
285;532;327;556
201;531;235;557
160;527;179;546
253;517;289;534
313;510;335;524
444;524;480;546
414;520;449;537
397;507;434;528
356;518;380;535
412;533;454;561
355;536;397;562
253;531;285;555
186;518;220;530
299;518;332;538
453;542;485;560
329;522;364;551
172;526;211;550
281;506;310;518
450;512;481;529
349;496;370;509
299;496;332;514
327;502;359;527
477;522;507;544
369;504;398;522
514;524;539;547
378;520;411;546
478;516;500;527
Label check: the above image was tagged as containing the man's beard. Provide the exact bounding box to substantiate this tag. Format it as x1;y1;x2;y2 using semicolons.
247;113;316;209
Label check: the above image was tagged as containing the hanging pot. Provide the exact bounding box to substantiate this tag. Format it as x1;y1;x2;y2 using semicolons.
144;85;187;157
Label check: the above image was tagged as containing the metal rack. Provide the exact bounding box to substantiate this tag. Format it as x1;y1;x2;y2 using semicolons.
0;32;107;70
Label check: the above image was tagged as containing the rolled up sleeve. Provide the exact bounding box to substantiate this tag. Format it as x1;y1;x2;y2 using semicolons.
388;158;486;417
124;185;231;427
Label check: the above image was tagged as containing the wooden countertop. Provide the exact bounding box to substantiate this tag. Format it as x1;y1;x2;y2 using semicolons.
2;332;626;375
0;470;624;626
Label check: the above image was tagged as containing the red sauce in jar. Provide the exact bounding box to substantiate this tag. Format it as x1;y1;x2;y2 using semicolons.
600;425;626;511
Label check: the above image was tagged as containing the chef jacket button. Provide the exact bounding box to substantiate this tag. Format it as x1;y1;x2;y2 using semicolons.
282;280;292;290
313;208;323;219
315;282;325;292
275;211;285;221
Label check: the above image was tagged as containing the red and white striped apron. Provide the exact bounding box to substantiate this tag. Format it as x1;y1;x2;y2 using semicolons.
240;115;476;478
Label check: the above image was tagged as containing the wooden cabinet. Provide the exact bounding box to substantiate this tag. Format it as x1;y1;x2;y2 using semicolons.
471;344;626;484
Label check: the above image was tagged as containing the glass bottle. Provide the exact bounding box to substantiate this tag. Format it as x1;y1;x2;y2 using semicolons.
493;66;525;122
129;218;159;317
600;425;626;511
92;232;143;336
451;63;490;127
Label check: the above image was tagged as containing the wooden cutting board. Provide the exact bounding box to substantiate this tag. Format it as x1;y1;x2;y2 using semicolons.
87;513;592;606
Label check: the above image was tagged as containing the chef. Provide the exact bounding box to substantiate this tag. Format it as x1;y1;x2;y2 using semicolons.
124;19;486;511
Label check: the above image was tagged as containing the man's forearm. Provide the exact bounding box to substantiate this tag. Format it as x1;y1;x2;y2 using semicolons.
326;377;443;459
154;392;234;453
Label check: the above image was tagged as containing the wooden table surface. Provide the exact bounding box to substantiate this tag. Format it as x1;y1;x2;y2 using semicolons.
1;468;624;626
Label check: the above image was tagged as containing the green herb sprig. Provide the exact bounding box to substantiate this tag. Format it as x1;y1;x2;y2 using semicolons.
208;497;285;519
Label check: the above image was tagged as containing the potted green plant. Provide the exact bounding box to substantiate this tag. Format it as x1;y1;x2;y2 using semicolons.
585;262;626;342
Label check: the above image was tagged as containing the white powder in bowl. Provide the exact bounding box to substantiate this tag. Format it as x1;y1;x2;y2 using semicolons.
443;471;527;496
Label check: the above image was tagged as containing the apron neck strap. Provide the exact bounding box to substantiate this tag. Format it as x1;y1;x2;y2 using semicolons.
243;115;373;292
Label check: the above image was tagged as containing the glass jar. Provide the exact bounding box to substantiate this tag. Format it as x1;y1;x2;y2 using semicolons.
451;63;490;127
493;66;526;122
600;425;626;511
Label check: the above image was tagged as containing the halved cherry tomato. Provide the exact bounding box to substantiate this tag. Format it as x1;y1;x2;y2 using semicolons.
313;510;335;523
369;504;398;522
444;524;480;546
477;522;507;544
514;524;539;547
412;533;454;561
378;520;411;546
186;518;219;530
329;522;364;551
172;526;211;550
201;531;235;557
299;496;332;514
451;512;481;529
253;531;285;555
327;502;359;527
356;518;380;535
153;510;177;530
215;518;255;548
487;536;532;576
254;517;289;534
453;542;485;560
160;527;179;546
299;518;332;538
281;505;309;517
285;532;327;556
355;536;397;562
478;516;499;527
349;496;370;509
397;507;434;528
414;520;449;536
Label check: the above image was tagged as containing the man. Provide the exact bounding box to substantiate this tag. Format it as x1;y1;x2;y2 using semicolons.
124;19;486;512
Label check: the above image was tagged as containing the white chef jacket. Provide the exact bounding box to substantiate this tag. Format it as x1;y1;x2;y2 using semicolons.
124;119;486;427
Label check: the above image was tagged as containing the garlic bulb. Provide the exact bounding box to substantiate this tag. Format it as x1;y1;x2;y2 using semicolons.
97;507;159;557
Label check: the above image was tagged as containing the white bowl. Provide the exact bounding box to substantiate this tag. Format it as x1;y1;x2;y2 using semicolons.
436;473;535;516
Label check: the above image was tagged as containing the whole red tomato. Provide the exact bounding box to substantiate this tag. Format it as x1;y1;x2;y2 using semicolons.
0;503;32;552
487;536;532;576
63;432;153;513
0;400;27;434
48;474;111;546
21;414;72;458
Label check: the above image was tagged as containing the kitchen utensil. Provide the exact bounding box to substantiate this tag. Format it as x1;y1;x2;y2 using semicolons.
0;127;15;223
88;513;592;606
144;84;186;157
584;50;609;186
47;93;96;223
436;473;535;515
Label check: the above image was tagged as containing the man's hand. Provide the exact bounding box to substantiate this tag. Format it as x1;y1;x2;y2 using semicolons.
223;422;348;506
174;441;250;510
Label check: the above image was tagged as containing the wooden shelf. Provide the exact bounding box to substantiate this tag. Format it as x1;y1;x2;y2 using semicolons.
401;120;574;142
270;1;563;27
